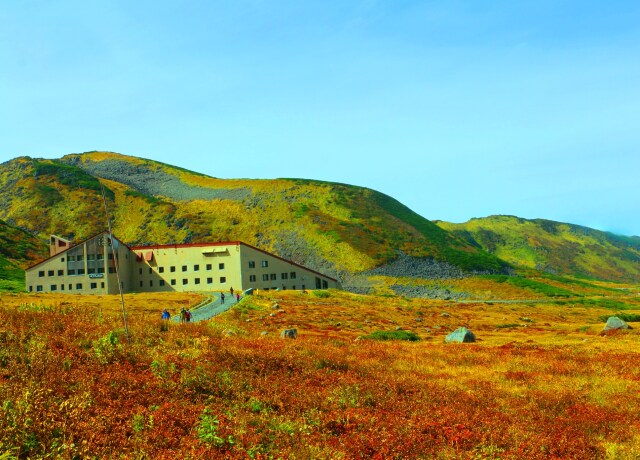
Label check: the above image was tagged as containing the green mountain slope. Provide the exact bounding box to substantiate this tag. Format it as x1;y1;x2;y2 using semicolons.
0;219;48;291
436;215;640;282
0;152;508;281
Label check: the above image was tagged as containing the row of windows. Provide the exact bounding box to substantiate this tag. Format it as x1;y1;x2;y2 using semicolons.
247;260;276;268
39;268;114;277
139;277;228;288
140;263;225;275
30;282;105;292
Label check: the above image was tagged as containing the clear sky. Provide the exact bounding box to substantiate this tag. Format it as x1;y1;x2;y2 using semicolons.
1;1;639;236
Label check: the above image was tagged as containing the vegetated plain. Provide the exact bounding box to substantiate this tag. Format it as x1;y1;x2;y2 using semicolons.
1;275;639;459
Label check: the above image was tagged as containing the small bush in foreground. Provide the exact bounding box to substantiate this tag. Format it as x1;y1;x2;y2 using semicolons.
362;330;420;341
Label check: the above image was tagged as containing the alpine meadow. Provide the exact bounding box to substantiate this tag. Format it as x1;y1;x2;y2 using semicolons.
0;151;639;459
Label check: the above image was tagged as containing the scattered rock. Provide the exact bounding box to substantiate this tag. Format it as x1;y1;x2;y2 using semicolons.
278;309;285;313
222;329;236;337
415;317;423;322
395;326;402;331
269;313;276;317
272;303;280;310
603;316;632;333
280;328;298;339
260;331;268;337
245;318;251;322
441;312;450;318
445;327;476;343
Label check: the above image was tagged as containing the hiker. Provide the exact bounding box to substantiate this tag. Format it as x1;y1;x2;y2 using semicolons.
180;306;186;323
236;292;240;303
221;292;225;304
161;308;170;320
230;287;234;297
185;309;192;323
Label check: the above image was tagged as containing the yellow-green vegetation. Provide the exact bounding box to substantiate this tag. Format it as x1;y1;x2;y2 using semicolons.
0;220;47;292
0;152;506;277
438;215;640;282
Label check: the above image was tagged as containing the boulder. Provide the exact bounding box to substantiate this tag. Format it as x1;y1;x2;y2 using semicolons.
603;316;632;332
280;328;298;339
441;312;450;318
243;288;254;296
445;327;476;343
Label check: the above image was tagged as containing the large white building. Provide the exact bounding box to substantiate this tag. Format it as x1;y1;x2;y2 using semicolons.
25;231;339;295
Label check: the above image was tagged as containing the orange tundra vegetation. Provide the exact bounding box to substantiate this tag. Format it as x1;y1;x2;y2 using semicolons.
0;284;639;459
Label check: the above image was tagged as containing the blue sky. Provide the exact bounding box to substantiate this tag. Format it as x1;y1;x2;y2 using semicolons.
1;1;639;236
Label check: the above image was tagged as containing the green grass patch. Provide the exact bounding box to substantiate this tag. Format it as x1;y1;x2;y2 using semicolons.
483;275;575;297
124;189;162;205
597;313;640;322
495;323;521;329
33;159;114;199
312;290;330;298
362;330;420;342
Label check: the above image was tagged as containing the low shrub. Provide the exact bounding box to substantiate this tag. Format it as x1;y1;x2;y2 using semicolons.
362;330;420;342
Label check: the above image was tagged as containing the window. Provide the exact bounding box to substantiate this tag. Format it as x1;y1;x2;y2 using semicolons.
101;282;105;288
248;261;255;268
68;284;72;290
139;268;142;275
88;268;95;274
90;283;97;289
194;278;200;285
159;280;165;287
68;269;76;275
148;267;152;274
323;280;328;289
270;273;277;281
316;277;322;289
29;286;33;292
206;264;212;270
171;279;176;286
76;283;83;290
249;275;256;282
87;254;95;261
220;276;226;284
68;255;75;262
98;267;105;274
207;277;213;284
182;265;187;272
77;269;85;275
182;279;188;285
218;263;225;270
97;254;104;260
60;284;64;291
38;271;45;277
77;255;84;262
48;270;54;276
50;285;57;291
139;281;143;287
281;273;288;280
262;260;268;267
36;285;43;292
290;272;297;279
194;264;200;271
158;266;164;273
61;258;65;262
170;266;176;272
108;267;115;274
262;274;269;281
150;280;154;287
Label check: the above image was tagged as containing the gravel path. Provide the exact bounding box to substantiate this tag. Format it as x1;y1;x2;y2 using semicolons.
171;293;239;323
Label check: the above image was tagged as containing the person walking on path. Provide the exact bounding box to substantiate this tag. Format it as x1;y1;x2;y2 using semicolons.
221;292;225;304
236;293;240;303
180;307;187;323
185;309;192;322
161;308;170;320
230;287;234;297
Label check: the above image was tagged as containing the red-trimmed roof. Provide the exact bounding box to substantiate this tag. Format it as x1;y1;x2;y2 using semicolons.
132;240;338;282
26;231;131;270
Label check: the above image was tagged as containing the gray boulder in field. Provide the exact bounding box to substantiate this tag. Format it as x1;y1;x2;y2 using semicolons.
603;317;632;332
445;327;476;343
280;328;298;339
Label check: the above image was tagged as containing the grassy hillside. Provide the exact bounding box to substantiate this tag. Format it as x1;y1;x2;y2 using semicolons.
0;219;48;291
0;152;507;278
437;215;640;282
